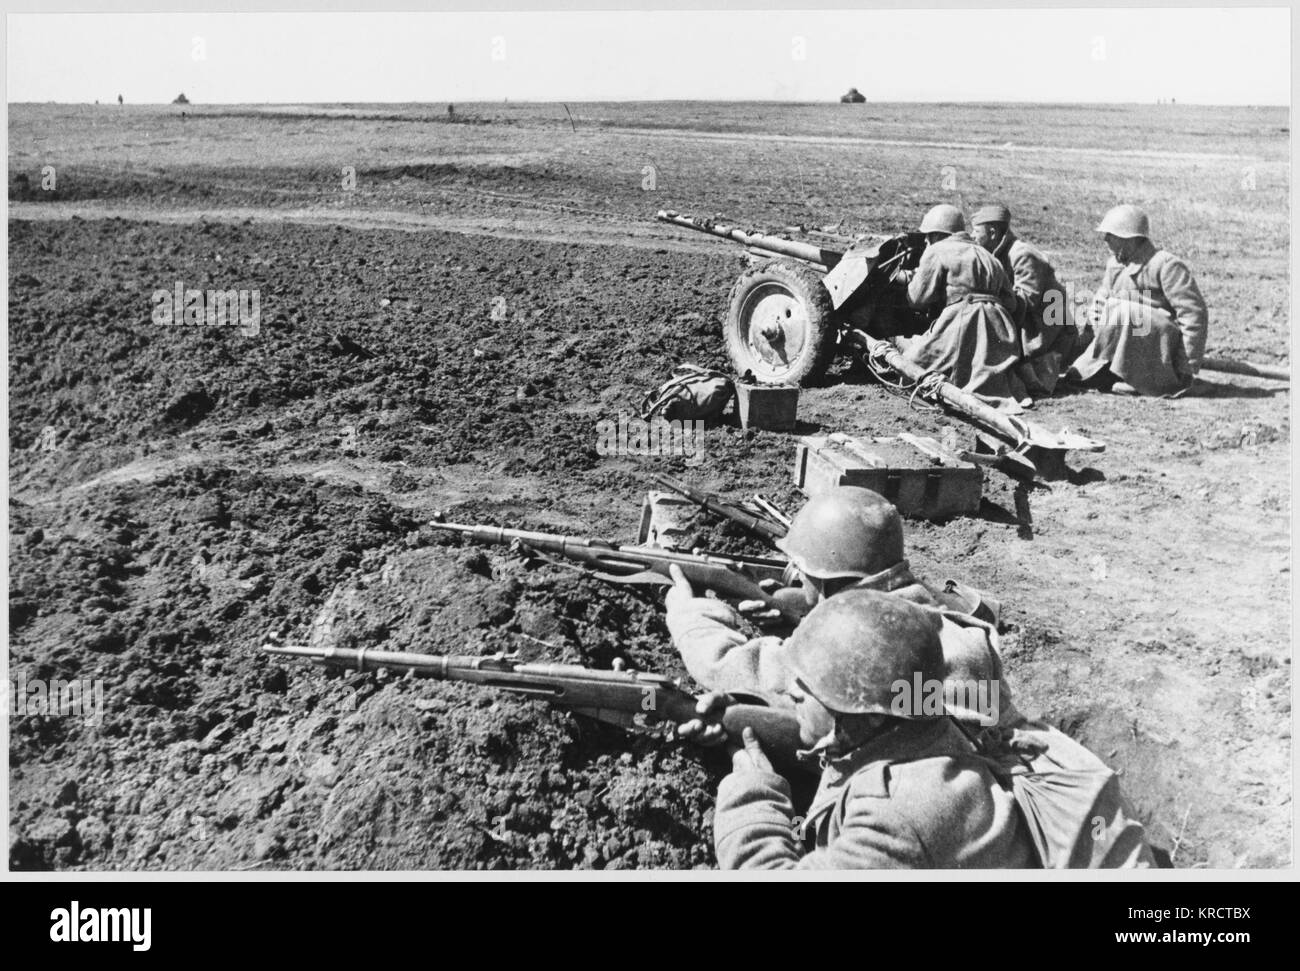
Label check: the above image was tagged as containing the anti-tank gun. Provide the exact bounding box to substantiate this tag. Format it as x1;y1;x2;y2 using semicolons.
655;210;1105;476
656;209;937;386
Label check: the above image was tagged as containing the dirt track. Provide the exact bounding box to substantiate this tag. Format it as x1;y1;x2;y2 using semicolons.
7;103;1291;869
6;202;721;256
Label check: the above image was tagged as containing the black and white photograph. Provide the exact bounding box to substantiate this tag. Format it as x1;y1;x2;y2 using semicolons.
3;0;1292;897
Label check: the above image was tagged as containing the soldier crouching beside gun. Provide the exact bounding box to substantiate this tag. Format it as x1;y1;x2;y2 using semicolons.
890;205;1025;400
971;203;1081;396
665;486;1020;742
1067;204;1209;397
711;590;1039;869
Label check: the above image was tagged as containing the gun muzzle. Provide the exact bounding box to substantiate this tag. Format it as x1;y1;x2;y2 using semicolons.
428;521;475;534
262;645;323;658
263;643;380;670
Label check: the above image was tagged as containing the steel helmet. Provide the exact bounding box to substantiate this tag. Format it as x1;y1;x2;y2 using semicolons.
775;488;904;581
918;204;965;235
1095;204;1151;238
972;203;1012;226
788;589;946;716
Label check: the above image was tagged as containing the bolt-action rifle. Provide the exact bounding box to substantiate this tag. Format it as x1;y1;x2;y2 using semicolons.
264;643;809;772
429;520;806;623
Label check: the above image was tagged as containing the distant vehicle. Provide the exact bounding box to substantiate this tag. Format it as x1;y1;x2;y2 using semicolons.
173;93;190;105
840;87;866;103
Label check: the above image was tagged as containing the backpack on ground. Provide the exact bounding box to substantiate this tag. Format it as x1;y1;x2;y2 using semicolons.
640;364;734;423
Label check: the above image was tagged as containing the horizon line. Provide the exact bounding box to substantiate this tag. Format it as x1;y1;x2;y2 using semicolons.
9;98;1291;109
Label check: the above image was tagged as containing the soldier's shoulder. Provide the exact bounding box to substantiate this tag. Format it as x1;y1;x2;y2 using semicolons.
927;235;964;255
1010;237;1048;263
843;760;892;799
842;753;991;805
834;731;958;802
877;752;1001;813
1152;249;1196;274
848;722;992;801
959;237;1001;266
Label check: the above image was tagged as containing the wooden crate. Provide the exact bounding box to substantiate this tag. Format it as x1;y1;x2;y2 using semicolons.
734;383;799;432
793;433;983;520
636;491;698;549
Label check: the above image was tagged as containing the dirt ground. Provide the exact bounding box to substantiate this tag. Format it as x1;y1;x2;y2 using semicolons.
7;102;1291;870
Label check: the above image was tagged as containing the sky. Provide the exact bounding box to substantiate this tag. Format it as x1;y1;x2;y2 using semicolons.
5;8;1291;105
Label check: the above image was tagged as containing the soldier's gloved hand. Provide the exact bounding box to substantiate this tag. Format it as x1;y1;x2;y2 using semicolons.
891;267;915;285
675;690;732;747
728;726;775;774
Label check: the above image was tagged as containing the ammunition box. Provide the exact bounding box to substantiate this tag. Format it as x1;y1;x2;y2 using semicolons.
735;383;799;432
793;433;983;520
636;491;699;549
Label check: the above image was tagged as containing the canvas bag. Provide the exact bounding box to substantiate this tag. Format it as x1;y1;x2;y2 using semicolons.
960;719;1157;868
640;364;734;423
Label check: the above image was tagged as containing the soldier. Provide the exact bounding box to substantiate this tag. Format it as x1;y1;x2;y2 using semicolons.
712;590;1038;869
971;204;1078;395
892;204;1024;399
667;487;1016;739
1067;204;1209;396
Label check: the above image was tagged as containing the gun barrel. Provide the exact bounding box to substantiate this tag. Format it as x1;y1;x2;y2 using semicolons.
264;644;465;675
264;645;322;658
656;210;843;268
430;521;608;557
263;644;641;685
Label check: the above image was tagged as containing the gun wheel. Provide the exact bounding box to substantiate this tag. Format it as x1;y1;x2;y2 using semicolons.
724;259;838;387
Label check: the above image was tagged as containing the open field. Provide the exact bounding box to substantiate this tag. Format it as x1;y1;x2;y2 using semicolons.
8;101;1291;869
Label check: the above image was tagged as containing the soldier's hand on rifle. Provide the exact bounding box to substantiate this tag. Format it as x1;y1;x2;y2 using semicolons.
745;581;810;628
665;563;697;613
737;602;783;627
728;726;774;774
738;579;790;629
676;690;732;747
